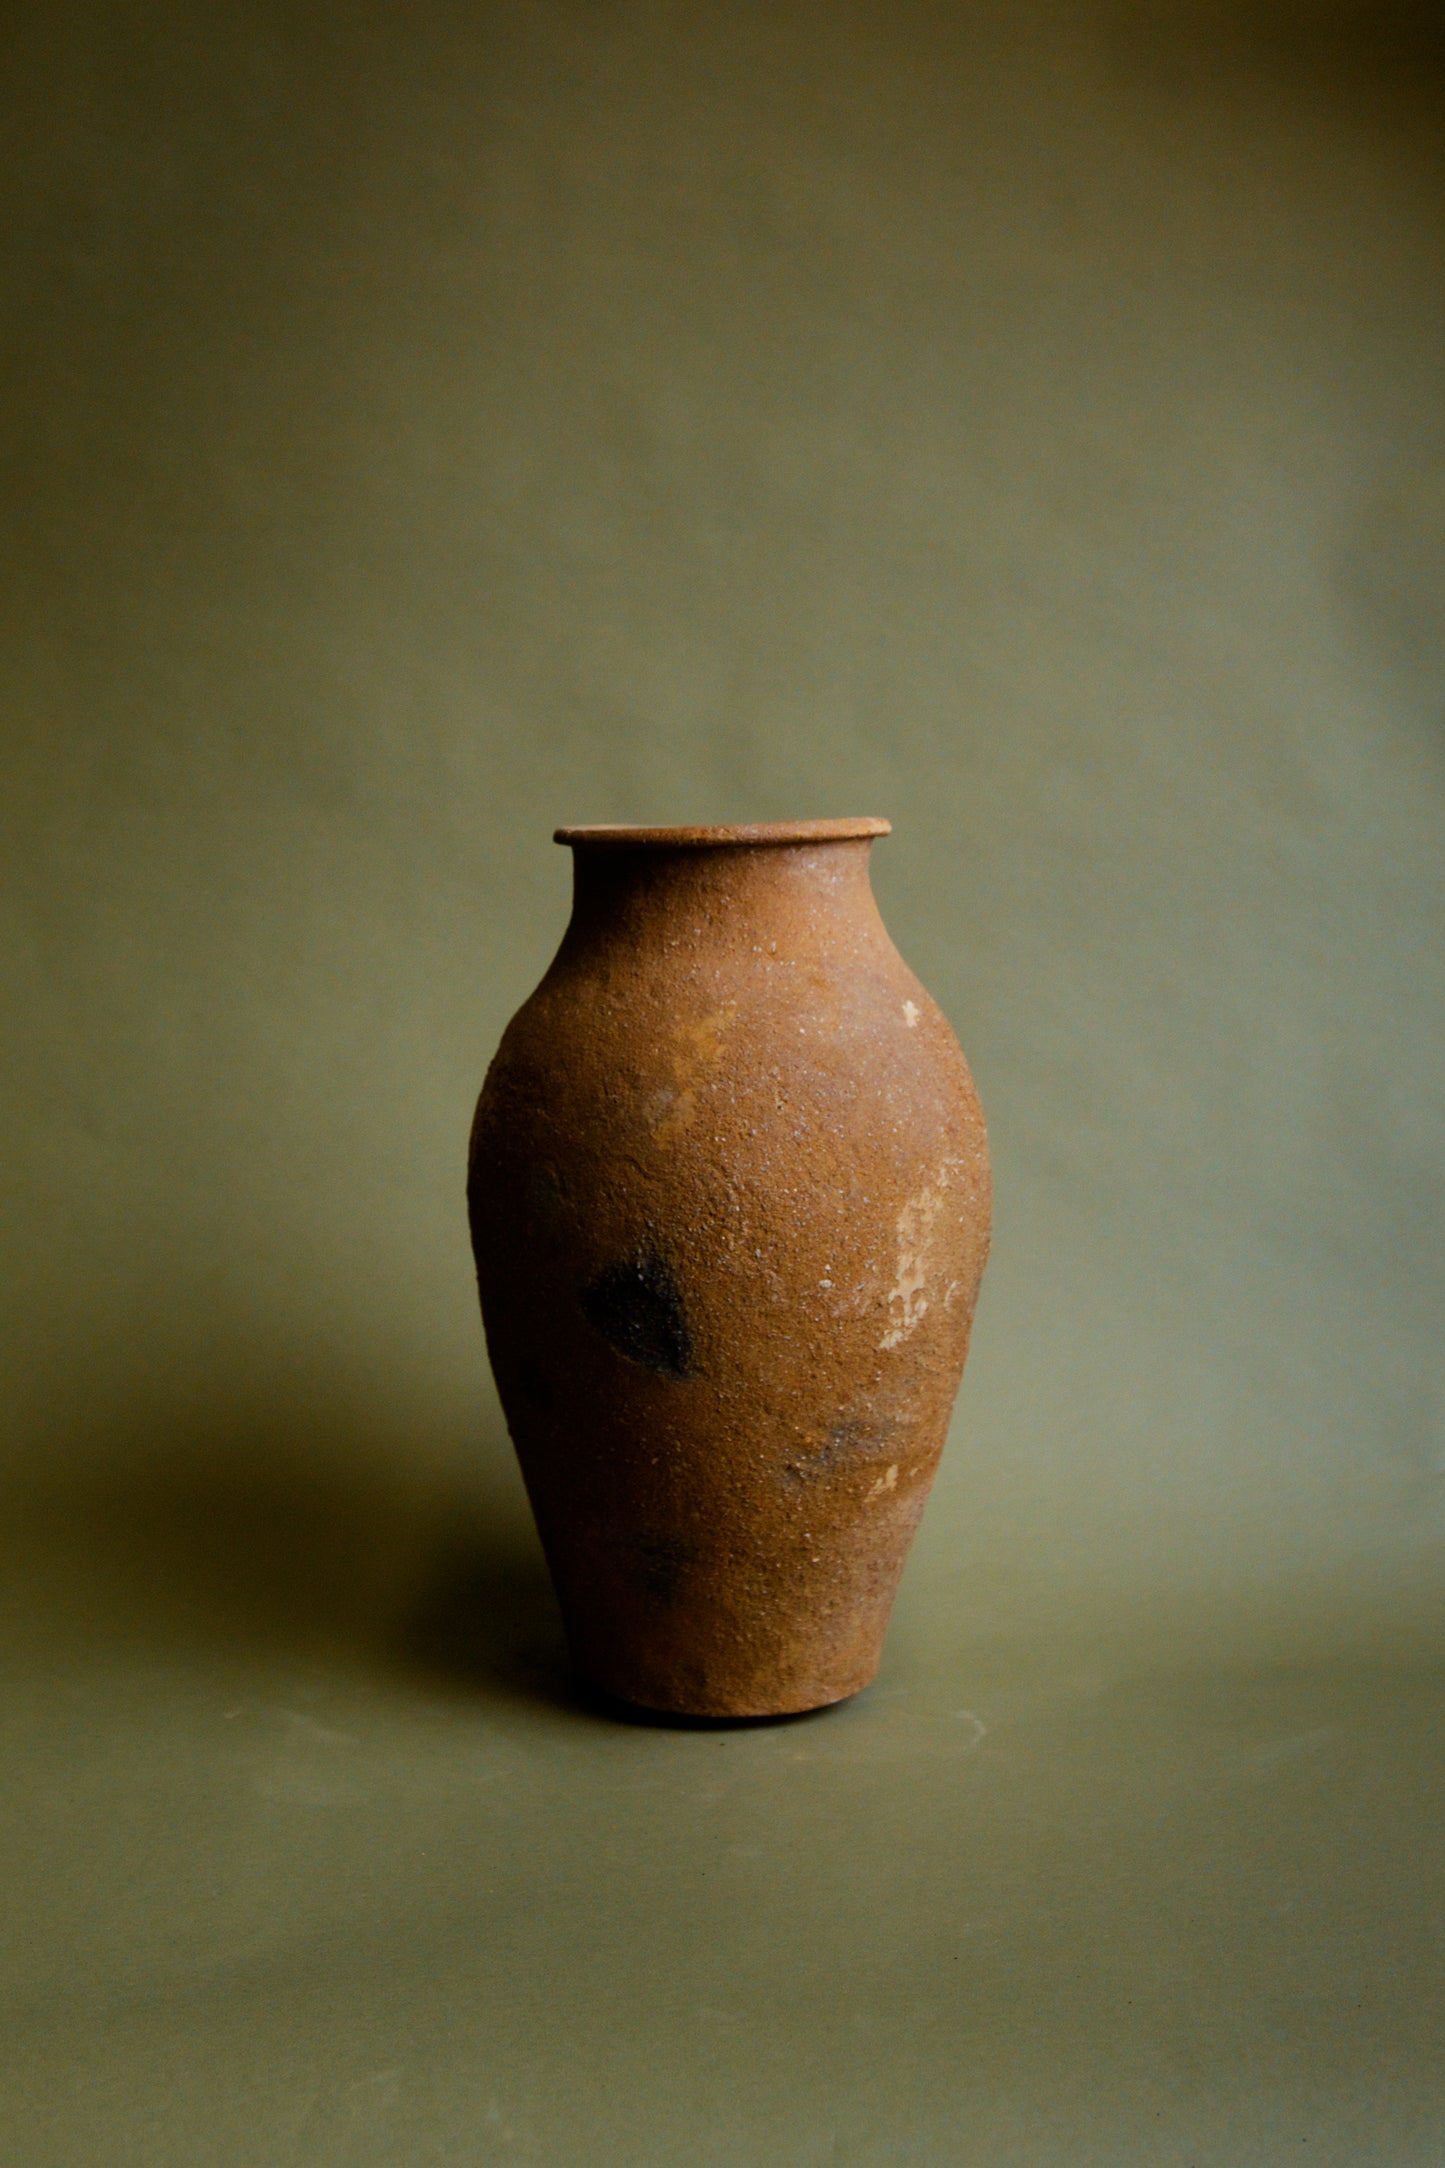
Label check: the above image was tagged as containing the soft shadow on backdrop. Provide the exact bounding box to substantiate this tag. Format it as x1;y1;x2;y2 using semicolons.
0;4;1443;2160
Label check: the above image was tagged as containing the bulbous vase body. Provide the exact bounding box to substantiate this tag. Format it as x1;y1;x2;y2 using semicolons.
468;820;990;1716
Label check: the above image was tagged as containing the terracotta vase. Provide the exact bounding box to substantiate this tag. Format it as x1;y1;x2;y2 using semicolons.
467;819;990;1717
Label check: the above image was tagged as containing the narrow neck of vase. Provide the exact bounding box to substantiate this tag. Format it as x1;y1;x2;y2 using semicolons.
557;824;889;961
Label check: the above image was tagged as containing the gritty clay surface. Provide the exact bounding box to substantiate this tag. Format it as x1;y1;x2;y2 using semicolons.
468;821;991;1716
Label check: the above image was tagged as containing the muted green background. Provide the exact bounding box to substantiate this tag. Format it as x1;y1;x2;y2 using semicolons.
2;2;1443;2161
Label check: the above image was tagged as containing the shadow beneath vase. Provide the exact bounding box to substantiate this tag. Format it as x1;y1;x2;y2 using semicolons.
5;1364;859;1732
404;1522;842;1732
575;1684;843;1731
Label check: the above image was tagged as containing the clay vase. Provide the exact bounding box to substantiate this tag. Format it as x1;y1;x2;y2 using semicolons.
468;819;990;1717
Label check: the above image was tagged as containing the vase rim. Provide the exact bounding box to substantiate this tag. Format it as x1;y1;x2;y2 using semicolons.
554;818;891;849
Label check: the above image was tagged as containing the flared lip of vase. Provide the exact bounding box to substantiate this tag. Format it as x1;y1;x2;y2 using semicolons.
554;818;891;849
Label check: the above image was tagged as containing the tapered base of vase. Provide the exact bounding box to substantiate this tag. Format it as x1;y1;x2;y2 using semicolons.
579;1675;871;1724
565;1638;882;1721
542;1517;906;1719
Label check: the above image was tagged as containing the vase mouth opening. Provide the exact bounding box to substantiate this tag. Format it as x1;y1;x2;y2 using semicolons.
554;818;891;850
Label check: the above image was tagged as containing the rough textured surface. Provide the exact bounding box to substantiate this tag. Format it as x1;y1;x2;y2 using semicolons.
468;821;991;1715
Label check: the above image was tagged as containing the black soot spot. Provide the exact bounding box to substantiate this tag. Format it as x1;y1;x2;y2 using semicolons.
635;1535;697;1604
580;1253;694;1378
784;1419;896;1485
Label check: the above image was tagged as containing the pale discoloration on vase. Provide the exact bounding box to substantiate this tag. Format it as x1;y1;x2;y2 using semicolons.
467;819;991;1717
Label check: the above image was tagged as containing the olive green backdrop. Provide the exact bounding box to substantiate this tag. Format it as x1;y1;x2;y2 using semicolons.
2;3;1442;2162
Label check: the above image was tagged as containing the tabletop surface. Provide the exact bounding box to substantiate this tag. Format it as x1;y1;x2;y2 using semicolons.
3;1477;1441;2168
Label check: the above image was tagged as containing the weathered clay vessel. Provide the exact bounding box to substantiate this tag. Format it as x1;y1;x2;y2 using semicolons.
468;820;990;1717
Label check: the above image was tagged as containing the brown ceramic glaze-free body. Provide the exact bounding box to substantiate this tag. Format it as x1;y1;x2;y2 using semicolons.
468;821;990;1716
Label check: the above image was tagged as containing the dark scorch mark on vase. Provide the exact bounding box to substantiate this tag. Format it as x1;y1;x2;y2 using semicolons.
580;1253;694;1378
